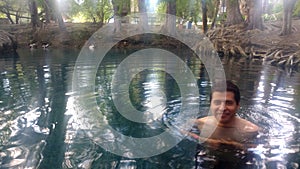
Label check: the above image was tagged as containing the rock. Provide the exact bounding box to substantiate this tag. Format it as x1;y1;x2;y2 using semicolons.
0;30;17;55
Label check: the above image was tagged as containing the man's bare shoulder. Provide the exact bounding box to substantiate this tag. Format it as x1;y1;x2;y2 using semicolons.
195;116;217;126
236;118;260;133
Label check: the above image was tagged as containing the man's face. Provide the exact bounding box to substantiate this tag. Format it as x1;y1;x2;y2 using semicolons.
210;91;240;124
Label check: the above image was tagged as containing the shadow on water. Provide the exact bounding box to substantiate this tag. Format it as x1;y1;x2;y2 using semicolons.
38;59;70;168
0;49;78;169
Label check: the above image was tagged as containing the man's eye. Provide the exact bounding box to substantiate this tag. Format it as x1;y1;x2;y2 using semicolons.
226;101;234;105
213;100;221;105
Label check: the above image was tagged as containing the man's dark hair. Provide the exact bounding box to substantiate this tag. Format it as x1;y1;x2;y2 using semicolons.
209;80;240;104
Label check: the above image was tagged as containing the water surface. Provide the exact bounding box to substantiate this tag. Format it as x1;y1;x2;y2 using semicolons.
0;49;299;169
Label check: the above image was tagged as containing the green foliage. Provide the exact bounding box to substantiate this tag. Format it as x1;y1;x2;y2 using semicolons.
0;0;293;25
157;0;220;25
176;0;190;18
193;0;201;23
293;0;300;16
262;1;284;21
0;0;114;24
157;0;202;23
262;13;281;21
68;0;113;23
112;0;130;16
68;0;82;15
206;0;216;19
272;2;283;14
156;1;167;14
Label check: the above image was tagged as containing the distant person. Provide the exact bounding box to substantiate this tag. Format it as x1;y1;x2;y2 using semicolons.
187;20;192;29
178;18;183;29
192;80;260;149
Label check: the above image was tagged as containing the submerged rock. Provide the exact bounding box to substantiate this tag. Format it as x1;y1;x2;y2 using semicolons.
0;30;17;55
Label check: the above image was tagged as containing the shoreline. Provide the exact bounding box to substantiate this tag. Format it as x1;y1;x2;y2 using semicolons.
1;21;300;69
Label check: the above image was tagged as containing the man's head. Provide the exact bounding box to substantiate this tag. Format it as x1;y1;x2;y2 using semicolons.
210;80;240;104
209;80;241;124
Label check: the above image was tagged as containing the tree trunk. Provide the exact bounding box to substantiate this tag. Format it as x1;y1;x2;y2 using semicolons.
44;0;51;23
53;0;66;32
246;0;263;30
210;0;220;30
112;0;122;33
166;1;176;16
280;0;297;36
138;0;147;13
29;0;39;32
225;0;244;26
15;11;20;24
202;0;208;33
57;14;66;32
138;0;148;30
92;17;97;24
262;0;268;14
166;0;176;35
112;0;130;33
100;10;105;24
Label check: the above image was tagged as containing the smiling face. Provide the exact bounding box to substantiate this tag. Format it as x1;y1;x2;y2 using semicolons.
210;91;240;124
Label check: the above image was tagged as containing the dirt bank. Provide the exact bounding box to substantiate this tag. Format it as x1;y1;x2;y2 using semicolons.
0;22;101;49
1;20;300;68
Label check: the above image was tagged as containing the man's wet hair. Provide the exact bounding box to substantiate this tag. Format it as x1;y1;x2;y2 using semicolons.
209;80;240;104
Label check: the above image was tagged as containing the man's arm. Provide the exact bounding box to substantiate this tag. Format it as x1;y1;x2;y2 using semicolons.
187;131;257;149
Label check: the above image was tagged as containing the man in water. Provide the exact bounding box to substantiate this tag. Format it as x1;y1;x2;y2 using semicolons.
193;80;260;148
192;80;261;169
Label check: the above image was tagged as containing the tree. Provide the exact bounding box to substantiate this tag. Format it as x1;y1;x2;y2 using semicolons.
0;0;16;24
0;0;29;24
187;0;201;28
138;0;148;30
293;0;300;16
112;0;130;33
165;0;176;35
239;0;263;30
27;0;66;31
225;0;244;25
138;0;147;13
176;0;194;19
78;0;112;24
201;0;208;33
280;0;297;35
52;0;66;32
29;0;39;31
43;0;52;23
97;0;113;24
210;0;220;30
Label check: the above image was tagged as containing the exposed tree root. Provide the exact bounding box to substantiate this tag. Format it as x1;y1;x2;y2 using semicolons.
206;22;300;69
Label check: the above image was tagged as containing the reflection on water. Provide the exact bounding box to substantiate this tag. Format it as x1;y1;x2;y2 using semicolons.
0;49;78;169
0;49;299;168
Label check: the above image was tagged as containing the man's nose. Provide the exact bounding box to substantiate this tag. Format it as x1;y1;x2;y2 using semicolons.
219;102;226;110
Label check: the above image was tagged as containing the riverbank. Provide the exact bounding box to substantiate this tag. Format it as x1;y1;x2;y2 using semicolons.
0;30;17;55
1;20;300;68
0;22;101;49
